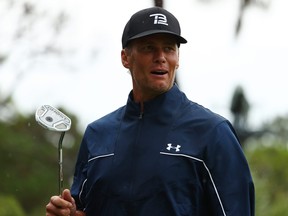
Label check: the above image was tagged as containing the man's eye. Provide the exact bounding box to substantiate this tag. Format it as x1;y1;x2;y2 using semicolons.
142;45;153;51
164;47;175;52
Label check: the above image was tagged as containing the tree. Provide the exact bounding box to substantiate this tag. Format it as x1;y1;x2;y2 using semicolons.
0;195;26;216
245;144;288;216
236;0;270;36
0;0;70;111
0;103;82;215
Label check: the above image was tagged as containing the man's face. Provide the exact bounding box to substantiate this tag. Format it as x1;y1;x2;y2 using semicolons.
121;33;180;102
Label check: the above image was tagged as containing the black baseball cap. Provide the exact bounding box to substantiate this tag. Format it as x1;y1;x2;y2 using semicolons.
122;7;187;48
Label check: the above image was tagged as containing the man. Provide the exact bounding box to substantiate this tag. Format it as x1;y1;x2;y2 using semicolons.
46;7;255;216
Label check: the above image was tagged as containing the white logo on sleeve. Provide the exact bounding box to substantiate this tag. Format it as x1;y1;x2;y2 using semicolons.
166;143;181;152
150;13;168;26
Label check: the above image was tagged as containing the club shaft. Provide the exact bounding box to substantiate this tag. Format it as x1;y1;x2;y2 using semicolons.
58;132;65;195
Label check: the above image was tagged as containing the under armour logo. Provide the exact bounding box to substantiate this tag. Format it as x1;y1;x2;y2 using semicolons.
166;143;181;152
150;13;168;26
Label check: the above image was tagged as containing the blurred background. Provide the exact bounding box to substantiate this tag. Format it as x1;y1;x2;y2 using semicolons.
0;0;287;215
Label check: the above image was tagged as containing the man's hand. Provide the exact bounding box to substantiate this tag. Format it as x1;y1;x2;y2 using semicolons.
46;189;85;216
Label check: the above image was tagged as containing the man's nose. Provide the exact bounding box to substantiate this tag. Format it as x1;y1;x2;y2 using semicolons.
153;49;166;63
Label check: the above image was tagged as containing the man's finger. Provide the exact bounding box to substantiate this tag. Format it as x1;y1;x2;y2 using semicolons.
62;189;75;205
62;189;77;215
51;195;73;209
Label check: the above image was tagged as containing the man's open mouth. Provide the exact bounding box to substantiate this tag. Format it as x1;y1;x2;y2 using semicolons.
151;70;167;75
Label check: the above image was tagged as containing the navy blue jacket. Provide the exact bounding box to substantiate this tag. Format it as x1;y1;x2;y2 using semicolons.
71;85;255;216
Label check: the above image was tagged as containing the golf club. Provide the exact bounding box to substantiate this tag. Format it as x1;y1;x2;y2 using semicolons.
35;105;72;195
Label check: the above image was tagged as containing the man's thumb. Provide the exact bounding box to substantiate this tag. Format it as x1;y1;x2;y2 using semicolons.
62;189;74;204
62;189;77;215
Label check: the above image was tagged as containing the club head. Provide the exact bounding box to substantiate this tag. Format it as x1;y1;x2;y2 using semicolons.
35;105;71;132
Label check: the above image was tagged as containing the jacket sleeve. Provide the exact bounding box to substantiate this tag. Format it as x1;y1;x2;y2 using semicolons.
70;126;91;212
205;121;255;216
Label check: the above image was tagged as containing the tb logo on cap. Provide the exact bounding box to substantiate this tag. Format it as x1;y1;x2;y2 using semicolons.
150;13;168;26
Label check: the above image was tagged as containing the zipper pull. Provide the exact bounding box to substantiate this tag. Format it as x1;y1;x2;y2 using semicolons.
139;112;143;119
139;102;144;119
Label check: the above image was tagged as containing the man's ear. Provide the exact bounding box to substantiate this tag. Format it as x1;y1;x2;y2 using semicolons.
121;49;130;69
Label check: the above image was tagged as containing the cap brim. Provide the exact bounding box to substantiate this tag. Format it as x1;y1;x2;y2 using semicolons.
127;30;187;45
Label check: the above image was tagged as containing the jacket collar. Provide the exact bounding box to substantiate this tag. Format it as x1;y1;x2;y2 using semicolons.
125;84;187;118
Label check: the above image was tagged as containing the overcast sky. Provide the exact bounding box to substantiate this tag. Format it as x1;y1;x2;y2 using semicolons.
0;0;287;131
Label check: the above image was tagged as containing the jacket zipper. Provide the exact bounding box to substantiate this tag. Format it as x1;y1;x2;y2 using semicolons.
139;102;144;119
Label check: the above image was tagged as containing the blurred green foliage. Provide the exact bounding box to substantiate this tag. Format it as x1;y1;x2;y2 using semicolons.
245;140;288;216
0;195;25;216
0;106;82;216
